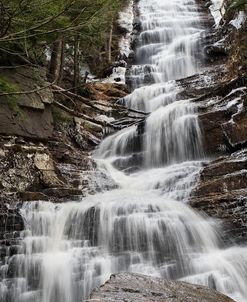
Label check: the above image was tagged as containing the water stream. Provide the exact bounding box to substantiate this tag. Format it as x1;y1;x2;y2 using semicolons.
1;0;247;301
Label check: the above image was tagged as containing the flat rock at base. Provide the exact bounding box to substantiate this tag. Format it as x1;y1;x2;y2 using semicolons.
88;273;235;302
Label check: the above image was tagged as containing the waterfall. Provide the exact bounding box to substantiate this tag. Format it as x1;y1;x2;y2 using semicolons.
1;0;247;302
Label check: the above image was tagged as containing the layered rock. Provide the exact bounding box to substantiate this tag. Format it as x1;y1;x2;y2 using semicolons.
191;149;247;243
0;67;54;140
88;273;235;302
171;5;247;244
0;63;134;263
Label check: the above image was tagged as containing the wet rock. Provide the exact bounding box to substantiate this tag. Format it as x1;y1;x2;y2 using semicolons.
127;50;136;64
204;45;228;58
133;18;142;31
222;107;247;148
0;202;23;261
18;191;49;201
191;149;247;243
101;61;127;79
177;37;247;242
177;66;247;157
88;273;235;302
199;109;231;156
42;187;83;200
113;152;143;172
0;135;79;200
144;73;155;85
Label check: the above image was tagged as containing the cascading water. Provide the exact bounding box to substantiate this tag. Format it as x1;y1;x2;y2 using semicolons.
1;0;247;302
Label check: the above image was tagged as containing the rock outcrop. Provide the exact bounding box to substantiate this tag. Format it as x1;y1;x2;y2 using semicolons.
88;273;235;302
0;67;54;140
173;4;247;243
0;63;135;263
191;149;247;243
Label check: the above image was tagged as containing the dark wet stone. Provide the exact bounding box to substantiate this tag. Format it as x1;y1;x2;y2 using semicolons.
191;149;247;244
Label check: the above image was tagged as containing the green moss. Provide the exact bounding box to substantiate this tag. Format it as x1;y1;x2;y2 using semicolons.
0;75;21;113
52;105;72;128
0;75;19;94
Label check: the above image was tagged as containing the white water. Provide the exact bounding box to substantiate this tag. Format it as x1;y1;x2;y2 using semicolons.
1;0;247;302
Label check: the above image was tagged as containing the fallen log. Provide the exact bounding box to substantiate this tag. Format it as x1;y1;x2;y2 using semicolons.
52;84;148;117
52;85;149;132
54;101;121;130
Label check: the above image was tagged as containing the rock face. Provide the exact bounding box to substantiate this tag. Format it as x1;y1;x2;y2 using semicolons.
0;67;54;140
171;8;247;244
177;68;247;158
0;62;132;263
191;149;247;243
88;273;235;302
189;82;247;242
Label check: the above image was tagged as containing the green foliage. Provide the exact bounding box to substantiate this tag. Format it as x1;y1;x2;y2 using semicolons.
0;0;72;61
229;0;247;10
0;76;19;94
76;0;126;74
0;0;126;68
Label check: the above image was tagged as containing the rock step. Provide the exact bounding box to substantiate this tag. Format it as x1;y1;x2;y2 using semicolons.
88;273;235;302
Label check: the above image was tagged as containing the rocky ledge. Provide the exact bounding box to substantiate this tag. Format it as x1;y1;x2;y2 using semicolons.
174;5;247;243
0;65;137;262
191;149;247;244
88;273;235;302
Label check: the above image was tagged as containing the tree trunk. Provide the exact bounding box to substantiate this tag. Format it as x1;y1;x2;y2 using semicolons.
108;23;113;63
73;37;80;94
49;40;63;83
58;40;65;84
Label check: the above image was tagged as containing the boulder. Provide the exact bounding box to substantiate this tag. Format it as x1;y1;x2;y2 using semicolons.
0;103;53;140
0;142;39;193
204;45;228;58
88;273;235;302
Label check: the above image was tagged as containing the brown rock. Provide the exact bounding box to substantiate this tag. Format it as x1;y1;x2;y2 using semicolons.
18;191;49;201
42;187;83;200
191;149;247;243
0;66;54;140
0;104;53;140
0;145;38;192
222;108;247;147
34;153;54;171
88;273;235;302
34;152;65;187
199;109;230;156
